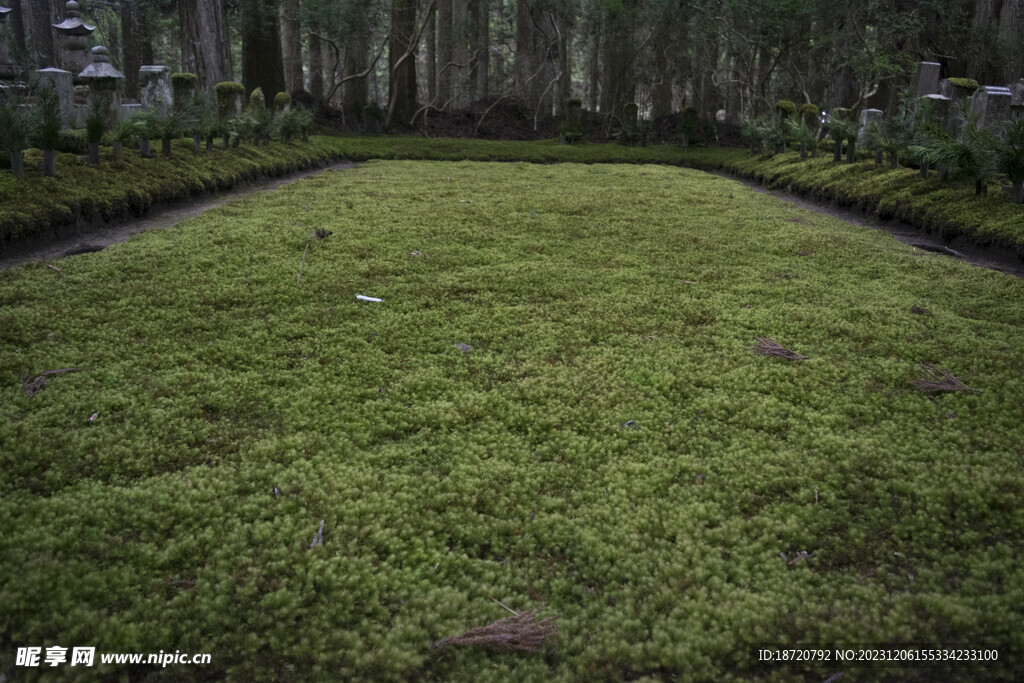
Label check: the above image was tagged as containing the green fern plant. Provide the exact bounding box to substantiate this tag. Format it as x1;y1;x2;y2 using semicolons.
993;117;1024;204
32;81;63;176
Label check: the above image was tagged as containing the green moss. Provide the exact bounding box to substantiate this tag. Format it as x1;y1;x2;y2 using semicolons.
946;77;980;91
249;88;266;112
171;73;198;87
776;100;797;118
274;92;292;110
215;82;245;96
798;103;820;125
1;160;1022;680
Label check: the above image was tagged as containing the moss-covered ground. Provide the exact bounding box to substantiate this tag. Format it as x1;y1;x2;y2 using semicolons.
2;161;1023;681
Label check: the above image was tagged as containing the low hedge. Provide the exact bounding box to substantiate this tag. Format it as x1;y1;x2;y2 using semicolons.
0;138;341;246
4;135;1024;262
674;147;1024;259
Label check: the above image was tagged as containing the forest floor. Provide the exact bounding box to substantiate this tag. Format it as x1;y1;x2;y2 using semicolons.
2;161;1022;681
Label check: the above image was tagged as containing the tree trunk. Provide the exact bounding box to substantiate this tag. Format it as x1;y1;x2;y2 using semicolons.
22;0;57;68
555;10;571;110
875;149;883;166
650;12;672;121
387;0;418;127
587;0;600;111
919;160;929;178
43;148;56;175
515;0;535;105
180;0;232;93
9;150;24;177
87;142;99;165
889;152;898;170
281;0;303;94
438;0;453;108
343;8;369;111
1012;180;1024;204
112;141;122;160
309;19;323;100
121;1;143;98
845;141;855;164
241;0;286;100
833;141;842;163
800;142;807;159
476;0;490;99
425;5;437;104
140;138;152;158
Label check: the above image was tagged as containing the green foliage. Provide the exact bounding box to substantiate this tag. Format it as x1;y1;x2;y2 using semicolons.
992;116;1024;186
798;103;820;126
0;92;38;155
249;87;267;113
84;100;109;145
31;82;63;151
2;159;1023;680
775;99;797;118
927;100;997;193
186;93;218;137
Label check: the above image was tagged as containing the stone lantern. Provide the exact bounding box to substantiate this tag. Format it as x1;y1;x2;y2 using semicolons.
78;46;124;119
52;1;96;76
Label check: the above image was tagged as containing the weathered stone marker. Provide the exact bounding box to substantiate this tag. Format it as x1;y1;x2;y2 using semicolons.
36;68;74;127
911;62;942;97
969;85;1013;131
923;94;952;133
857;108;884;146
1010;78;1024;120
139;66;172;117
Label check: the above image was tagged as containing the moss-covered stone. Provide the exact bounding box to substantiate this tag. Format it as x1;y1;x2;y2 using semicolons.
249;88;266;113
776;100;797;118
947;77;979;91
798;103;820;126
274;92;292;111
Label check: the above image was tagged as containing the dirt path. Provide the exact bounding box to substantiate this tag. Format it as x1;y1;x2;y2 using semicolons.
0;160;359;271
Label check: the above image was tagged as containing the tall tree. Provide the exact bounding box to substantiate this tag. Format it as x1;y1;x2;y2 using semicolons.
425;3;437;103
600;0;636;115
387;0;418;125
437;0;453;107
241;0;286;99
122;0;144;97
308;18;323;100
180;0;232;91
281;0;304;93
475;0;490;99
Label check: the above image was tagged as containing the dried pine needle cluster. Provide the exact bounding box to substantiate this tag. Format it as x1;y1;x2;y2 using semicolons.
911;363;981;394
432;609;558;653
752;337;807;360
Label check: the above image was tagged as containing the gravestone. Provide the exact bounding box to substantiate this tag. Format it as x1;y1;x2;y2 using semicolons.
923;94;952;133
36;68;74;127
969;86;1013;131
1010;78;1024;120
911;62;941;97
857;108;884;146
138;66;171;116
939;78;979;102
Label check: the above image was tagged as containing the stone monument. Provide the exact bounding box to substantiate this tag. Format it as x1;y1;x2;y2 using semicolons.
1010;78;1024;121
857;108;884;146
53;1;96;77
36;68;74;127
969;86;1012;132
78;46;124;118
911;62;941;98
138;65;172;117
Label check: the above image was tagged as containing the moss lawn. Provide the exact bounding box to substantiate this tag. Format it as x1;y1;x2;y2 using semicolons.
1;160;1023;681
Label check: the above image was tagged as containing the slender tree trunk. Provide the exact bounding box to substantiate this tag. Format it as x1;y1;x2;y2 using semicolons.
651;13;672;120
587;0;600;111
515;0;534;105
9;151;24;177
476;0;489;99
309;19;323;100
22;0;57;68
121;2;142;98
600;0;635;117
180;0;232;93
281;0;303;94
241;0;286;99
468;0;481;102
555;10;570;109
387;0;418;127
43;148;56;175
425;5;437;104
437;0;453;108
1012;180;1023;204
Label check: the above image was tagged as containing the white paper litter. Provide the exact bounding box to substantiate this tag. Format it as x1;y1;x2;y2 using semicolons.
355;295;383;302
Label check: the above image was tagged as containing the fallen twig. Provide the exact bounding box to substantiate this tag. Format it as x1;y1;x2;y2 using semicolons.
911;363;981;394
20;368;80;397
753;337;807;360
431;608;558;652
46;264;62;272
310;520;325;548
